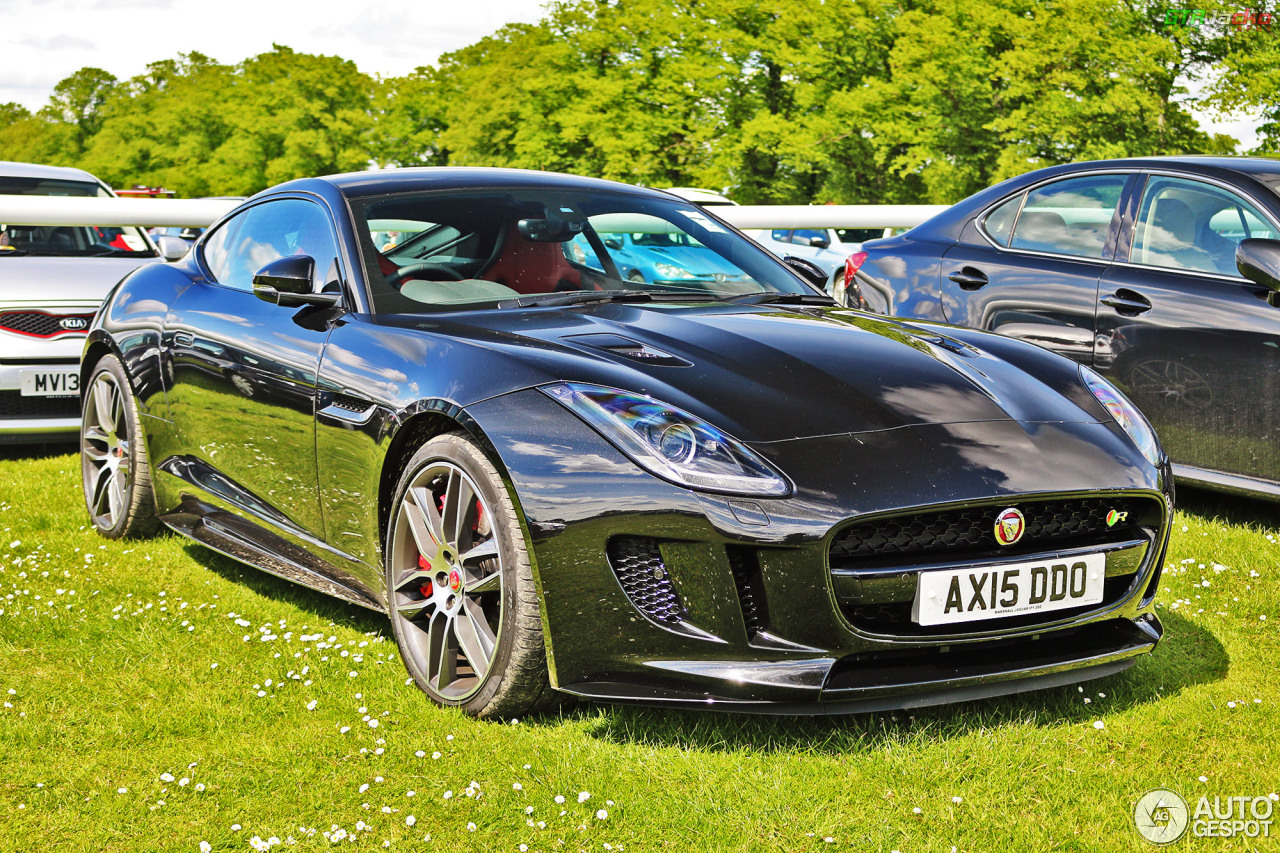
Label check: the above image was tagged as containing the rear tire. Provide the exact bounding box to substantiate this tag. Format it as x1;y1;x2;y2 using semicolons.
385;433;553;718
80;354;160;539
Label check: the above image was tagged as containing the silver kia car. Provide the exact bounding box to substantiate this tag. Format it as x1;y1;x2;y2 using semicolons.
1;161;161;443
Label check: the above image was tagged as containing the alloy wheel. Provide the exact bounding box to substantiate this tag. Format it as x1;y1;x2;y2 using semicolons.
81;371;133;530
389;461;505;701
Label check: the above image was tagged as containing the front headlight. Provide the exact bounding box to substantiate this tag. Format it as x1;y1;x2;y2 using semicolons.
541;383;791;497
1081;366;1162;467
652;262;698;280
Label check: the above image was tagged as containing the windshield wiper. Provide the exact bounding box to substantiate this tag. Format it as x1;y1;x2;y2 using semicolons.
496;290;721;310
0;247;30;256
724;291;837;306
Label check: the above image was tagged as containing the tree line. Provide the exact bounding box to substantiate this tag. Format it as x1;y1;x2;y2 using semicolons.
1;0;1275;204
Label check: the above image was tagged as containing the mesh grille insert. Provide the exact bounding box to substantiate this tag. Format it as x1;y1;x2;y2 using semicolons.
727;546;766;639
606;536;682;625
830;497;1150;564
0;312;94;338
0;390;81;419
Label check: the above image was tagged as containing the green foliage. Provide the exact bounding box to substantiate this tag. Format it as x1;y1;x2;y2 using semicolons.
0;0;1268;201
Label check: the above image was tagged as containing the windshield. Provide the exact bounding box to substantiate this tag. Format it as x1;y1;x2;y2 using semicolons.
0;177;156;257
353;188;814;313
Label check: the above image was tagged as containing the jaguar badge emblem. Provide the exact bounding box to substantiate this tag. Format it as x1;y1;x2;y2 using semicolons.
994;508;1025;546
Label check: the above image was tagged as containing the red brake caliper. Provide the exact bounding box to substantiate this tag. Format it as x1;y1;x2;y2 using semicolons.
418;554;433;596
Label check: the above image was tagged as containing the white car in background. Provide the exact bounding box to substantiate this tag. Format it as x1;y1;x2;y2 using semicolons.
0;161;161;443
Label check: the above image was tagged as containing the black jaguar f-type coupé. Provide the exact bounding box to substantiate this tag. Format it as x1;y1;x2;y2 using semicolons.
81;168;1172;718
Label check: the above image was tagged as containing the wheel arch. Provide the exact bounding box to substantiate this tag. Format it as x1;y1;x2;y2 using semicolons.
375;397;558;691
376;400;527;559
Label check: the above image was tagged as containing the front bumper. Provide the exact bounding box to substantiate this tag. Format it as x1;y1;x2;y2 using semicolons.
0;301;95;441
467;390;1173;713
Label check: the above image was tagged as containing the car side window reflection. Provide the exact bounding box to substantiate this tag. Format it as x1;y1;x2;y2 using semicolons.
213;199;340;292
983;195;1021;247
1006;174;1128;259
1131;175;1278;277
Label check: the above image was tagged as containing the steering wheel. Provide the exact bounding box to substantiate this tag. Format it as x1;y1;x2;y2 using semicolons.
387;262;465;289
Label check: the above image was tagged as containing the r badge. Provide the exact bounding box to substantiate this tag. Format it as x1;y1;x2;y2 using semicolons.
1106;509;1128;527
993;507;1025;546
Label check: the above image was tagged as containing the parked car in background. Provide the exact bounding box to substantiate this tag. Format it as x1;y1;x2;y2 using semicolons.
663;187;737;208
838;156;1280;499
0;161;160;443
568;229;751;288
747;227;867;291
82;166;1171;719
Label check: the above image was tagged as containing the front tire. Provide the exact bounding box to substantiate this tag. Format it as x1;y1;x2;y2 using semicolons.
80;354;160;539
386;433;552;718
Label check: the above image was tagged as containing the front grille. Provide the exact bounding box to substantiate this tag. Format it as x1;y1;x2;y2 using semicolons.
830;495;1163;637
830;497;1150;565
0;390;81;420
607;536;683;625
0;311;95;338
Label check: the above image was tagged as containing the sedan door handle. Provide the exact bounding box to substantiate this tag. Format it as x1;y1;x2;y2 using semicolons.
1100;290;1152;315
947;268;989;290
173;331;195;347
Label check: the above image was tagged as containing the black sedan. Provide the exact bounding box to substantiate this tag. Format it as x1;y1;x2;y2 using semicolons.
81;167;1171;718
838;156;1280;500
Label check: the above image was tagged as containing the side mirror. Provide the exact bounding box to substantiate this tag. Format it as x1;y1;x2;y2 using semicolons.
156;235;189;262
604;237;622;250
252;255;340;307
807;236;831;250
1237;239;1280;301
782;255;830;290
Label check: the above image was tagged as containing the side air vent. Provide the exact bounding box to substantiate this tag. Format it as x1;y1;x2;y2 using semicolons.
606;536;683;625
726;546;767;640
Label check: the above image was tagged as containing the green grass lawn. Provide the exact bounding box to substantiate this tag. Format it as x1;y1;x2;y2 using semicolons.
1;446;1277;852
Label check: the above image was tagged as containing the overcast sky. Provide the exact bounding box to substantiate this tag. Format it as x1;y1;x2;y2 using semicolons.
0;0;1262;151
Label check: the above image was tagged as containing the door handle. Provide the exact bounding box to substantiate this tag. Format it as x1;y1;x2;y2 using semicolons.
173;331;195;348
947;268;989;290
1100;290;1152;315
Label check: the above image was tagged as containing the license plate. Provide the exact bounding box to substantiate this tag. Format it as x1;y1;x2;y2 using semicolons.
913;553;1106;626
19;369;80;397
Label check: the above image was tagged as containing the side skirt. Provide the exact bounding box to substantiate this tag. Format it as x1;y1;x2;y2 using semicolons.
162;504;385;613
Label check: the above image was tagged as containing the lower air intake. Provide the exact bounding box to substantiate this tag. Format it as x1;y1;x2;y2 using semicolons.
606;536;683;625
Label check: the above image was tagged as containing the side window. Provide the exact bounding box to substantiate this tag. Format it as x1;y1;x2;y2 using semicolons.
792;228;827;245
214;198;340;292
1008;174;1128;258
1131;175;1278;277
983;194;1022;247
199;212;244;282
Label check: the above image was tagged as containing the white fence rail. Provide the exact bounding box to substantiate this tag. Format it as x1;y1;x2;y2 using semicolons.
0;196;948;231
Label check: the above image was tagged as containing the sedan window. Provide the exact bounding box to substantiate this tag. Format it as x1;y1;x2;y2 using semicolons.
1131;175;1278;277
1007;174;1128;258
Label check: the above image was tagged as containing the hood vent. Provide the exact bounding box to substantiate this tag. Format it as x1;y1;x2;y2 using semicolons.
561;333;691;367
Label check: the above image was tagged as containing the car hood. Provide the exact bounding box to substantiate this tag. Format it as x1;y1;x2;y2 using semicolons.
0;255;158;304
420;303;1105;444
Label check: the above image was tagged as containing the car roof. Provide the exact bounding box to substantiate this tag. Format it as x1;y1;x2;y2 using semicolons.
1093;155;1280;179
0;159;106;184
275;167;673;201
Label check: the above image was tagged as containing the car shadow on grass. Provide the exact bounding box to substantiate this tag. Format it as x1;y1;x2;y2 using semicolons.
1177;486;1280;530
0;440;78;463
179;541;386;634
567;609;1227;755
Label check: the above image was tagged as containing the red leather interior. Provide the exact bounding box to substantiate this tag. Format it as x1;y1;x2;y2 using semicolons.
480;222;581;294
